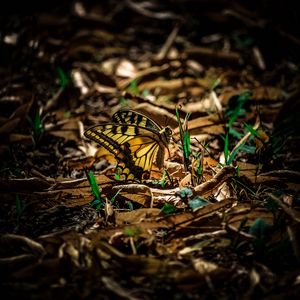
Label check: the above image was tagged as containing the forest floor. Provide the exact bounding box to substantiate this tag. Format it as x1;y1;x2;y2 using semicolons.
1;1;300;299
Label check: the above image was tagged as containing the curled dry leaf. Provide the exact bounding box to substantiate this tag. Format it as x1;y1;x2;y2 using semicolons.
115;59;137;78
111;184;153;207
225;203;274;234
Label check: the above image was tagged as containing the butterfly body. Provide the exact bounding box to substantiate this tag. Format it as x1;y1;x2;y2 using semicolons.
84;109;172;181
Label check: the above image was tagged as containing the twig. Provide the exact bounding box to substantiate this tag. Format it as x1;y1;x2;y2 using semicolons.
155;22;182;60
193;166;236;196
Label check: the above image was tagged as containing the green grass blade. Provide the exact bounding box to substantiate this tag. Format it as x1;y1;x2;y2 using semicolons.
244;122;260;138
57;67;69;89
176;108;191;171
223;132;229;165
85;170;103;209
227;143;244;165
226;91;251;127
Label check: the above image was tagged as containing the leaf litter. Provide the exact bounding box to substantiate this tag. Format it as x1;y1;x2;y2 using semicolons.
1;1;300;299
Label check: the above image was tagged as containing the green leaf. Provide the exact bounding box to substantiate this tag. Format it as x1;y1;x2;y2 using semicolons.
226;91;251;127
229;127;242;139
27;109;44;145
34;111;43;137
183;131;191;160
128;79;139;95
175;187;193;199
160;203;177;215
57;67;69;89
124;227;140;237
264;197;279;212
188;197;209;210
115;168;122;181
249;218;272;240
110;189;122;205
119;96;129;106
141;89;150;98
227;143;245;165
175;108;191;170
88;171;101;200
223;132;229;165
239;144;256;154
86;170;103;209
195;155;203;177
209;77;221;91
125;201;134;210
244;122;260;138
90;199;103;210
15;194;23;216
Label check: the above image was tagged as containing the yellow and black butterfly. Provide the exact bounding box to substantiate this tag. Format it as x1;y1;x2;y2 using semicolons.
84;109;172;181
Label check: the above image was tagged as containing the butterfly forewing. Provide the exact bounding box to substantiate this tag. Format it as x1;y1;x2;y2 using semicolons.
112;109;162;131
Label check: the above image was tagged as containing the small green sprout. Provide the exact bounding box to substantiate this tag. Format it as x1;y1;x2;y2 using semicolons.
119;96;129;106
188;196;209;210
176;107;191;172
110;189;122;205
86;170;104;209
209;77;221;91
226;91;251;128
160;203;177;215
195;153;203;179
27;109;44;146
128;79;139;95
57;67;69;89
115;168;122;181
222;131;245;166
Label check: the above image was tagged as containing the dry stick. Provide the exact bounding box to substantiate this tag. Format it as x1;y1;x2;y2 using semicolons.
193;166;236;197
125;0;179;20
186;46;242;65
252;46;266;70
155;22;182;60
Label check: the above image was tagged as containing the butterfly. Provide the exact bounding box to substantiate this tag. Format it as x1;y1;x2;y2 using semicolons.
84;109;172;181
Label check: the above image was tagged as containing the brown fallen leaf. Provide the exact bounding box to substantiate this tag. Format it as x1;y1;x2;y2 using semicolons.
111;184;153;207
0;177;54;192
115;208;161;225
0;117;20;135
225;203;274;233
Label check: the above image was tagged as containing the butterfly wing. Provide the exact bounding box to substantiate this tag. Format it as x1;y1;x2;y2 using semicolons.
117;134;161;181
84;123;166;181
112;108;172;152
112;109;162;131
